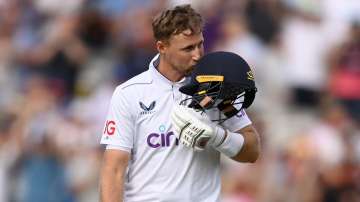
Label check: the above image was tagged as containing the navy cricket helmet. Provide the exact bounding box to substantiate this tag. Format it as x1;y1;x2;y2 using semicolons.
180;51;257;122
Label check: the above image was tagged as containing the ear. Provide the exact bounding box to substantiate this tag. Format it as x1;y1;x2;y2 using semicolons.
156;40;168;54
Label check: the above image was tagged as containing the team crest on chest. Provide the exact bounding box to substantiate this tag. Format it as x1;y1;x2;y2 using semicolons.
139;101;156;115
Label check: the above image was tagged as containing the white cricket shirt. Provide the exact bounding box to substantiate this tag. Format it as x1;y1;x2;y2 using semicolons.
100;54;252;202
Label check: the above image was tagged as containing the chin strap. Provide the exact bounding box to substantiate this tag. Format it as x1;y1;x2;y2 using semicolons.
217;93;245;118
217;103;239;118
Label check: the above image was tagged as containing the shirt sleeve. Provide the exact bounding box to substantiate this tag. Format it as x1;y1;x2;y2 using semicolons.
100;87;134;151
220;109;252;132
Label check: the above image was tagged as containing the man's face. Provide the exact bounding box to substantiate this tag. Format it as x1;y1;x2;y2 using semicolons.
161;29;204;76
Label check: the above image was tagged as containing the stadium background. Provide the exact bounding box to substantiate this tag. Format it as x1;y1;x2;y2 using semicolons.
0;0;359;201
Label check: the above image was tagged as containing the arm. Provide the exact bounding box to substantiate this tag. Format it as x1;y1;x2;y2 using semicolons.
230;124;260;163
100;149;130;202
171;105;260;162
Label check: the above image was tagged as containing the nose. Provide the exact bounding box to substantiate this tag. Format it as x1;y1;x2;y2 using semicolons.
192;47;202;62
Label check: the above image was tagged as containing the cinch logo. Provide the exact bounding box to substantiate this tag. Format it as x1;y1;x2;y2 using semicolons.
147;132;179;148
139;101;156;115
235;109;246;118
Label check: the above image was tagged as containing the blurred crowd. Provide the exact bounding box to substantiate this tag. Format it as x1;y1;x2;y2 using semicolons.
0;0;359;202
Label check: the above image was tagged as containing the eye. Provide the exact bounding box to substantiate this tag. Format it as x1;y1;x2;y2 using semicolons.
183;46;195;52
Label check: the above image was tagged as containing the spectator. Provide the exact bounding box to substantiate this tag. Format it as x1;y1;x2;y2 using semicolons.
328;21;360;124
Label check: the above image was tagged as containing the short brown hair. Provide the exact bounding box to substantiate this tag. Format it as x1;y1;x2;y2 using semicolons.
152;4;203;42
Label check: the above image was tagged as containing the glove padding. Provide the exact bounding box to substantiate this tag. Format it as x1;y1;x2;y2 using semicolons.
171;105;225;150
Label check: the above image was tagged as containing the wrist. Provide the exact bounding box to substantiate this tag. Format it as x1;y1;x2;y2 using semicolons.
214;130;244;157
210;125;226;147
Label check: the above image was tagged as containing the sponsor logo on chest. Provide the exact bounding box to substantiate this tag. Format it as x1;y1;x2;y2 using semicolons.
146;124;179;148
139;101;156;115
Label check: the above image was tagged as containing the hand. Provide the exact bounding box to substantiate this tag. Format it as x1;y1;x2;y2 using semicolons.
171;105;226;150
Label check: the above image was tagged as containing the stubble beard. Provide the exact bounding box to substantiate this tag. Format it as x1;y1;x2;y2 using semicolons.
183;65;195;76
172;63;194;77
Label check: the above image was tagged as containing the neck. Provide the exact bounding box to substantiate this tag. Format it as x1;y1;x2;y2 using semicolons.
157;56;184;82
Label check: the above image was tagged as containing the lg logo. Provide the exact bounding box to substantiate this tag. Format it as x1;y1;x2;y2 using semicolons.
147;132;179;148
104;120;116;135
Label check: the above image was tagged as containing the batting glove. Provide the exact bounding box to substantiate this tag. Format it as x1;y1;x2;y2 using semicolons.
171;104;226;150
